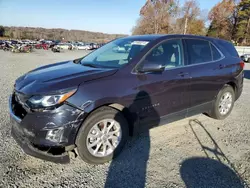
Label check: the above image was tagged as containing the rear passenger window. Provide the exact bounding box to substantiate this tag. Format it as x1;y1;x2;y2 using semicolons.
211;43;222;61
185;39;212;65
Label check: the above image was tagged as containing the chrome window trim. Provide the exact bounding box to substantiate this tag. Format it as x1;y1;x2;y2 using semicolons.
210;41;225;61
131;37;226;75
183;38;225;66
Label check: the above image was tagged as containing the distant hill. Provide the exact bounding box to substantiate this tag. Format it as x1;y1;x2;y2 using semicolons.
1;26;128;43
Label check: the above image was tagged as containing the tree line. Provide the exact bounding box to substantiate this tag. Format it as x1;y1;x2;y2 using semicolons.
133;0;250;45
0;26;126;43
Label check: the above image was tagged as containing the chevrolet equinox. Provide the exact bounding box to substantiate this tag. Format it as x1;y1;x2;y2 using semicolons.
9;35;244;164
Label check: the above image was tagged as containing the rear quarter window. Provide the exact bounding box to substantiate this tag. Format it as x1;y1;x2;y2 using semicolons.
216;40;239;58
210;43;222;61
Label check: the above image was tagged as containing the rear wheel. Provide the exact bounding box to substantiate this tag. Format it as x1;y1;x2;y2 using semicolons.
76;106;129;164
209;85;235;120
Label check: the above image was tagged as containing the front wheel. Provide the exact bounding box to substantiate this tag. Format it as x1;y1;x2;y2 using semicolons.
209;85;235;120
76;106;129;164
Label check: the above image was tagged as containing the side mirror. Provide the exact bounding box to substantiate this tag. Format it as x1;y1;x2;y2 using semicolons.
140;62;165;73
241;54;249;63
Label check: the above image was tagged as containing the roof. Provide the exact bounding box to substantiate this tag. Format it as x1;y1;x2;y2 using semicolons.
123;34;228;43
121;34;165;41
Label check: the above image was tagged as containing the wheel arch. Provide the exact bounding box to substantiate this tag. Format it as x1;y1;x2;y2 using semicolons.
108;103;135;136
79;102;135;137
226;81;237;95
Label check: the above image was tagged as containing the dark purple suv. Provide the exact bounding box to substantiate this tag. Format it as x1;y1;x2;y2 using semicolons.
9;35;244;164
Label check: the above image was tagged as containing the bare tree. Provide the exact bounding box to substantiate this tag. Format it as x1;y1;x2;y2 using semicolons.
133;0;206;35
133;0;179;35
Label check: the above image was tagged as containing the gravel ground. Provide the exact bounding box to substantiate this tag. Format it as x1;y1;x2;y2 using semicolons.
0;49;250;188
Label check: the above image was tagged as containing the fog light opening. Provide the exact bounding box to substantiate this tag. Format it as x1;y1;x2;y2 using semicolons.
46;128;64;142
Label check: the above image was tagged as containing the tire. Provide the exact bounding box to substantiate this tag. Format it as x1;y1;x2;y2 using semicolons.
248;58;250;63
209;85;235;120
76;106;129;164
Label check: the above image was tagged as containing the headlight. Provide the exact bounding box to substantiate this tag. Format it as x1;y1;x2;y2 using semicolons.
26;89;77;109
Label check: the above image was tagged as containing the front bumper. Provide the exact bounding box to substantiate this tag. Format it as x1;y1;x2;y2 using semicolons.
11;120;70;163
9;95;86;163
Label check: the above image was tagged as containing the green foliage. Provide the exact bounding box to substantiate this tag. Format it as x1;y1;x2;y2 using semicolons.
207;0;235;40
0;26;5;37
207;21;218;37
235;0;250;44
207;0;250;44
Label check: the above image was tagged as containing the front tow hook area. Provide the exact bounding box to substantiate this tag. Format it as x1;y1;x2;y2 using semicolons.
11;125;71;164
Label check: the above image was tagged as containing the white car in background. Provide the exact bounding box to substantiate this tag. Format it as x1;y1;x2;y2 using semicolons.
76;44;91;50
241;54;250;63
56;43;71;50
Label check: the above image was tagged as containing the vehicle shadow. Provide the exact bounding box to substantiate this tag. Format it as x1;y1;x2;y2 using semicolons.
244;70;250;79
104;91;160;188
180;119;246;188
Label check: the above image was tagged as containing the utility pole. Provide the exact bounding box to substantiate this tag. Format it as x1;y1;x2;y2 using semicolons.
184;17;188;35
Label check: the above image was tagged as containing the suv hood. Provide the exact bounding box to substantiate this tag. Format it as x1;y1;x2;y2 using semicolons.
15;61;117;95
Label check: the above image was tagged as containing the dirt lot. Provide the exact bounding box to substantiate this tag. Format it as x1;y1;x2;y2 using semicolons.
0;49;250;188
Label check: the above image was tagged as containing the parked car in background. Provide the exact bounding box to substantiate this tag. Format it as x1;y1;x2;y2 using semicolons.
89;43;99;50
49;41;60;48
56;43;71;50
51;45;61;53
241;54;250;63
10;40;19;45
9;34;244;165
68;44;78;50
76;44;91;50
35;43;49;50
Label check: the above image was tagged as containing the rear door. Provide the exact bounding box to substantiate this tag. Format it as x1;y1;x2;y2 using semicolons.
183;38;229;111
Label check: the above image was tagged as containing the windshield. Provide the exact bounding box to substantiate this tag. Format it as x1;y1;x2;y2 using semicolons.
80;38;149;68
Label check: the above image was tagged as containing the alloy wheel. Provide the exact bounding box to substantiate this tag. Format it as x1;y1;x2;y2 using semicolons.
218;92;233;115
86;119;122;157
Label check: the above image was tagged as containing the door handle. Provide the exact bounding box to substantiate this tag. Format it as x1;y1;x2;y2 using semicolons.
178;72;189;77
219;64;225;69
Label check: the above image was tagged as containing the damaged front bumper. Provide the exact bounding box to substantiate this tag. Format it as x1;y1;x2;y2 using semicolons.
11;122;70;163
9;95;86;163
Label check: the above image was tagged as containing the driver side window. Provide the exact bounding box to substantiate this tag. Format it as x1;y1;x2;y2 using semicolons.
143;39;183;69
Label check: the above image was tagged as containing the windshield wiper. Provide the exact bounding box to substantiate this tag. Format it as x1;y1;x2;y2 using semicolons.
81;63;99;68
82;63;119;69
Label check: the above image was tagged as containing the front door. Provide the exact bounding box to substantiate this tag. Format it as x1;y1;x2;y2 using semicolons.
134;39;191;125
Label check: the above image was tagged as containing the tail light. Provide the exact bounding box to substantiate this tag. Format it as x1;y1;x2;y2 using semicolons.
240;61;245;69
